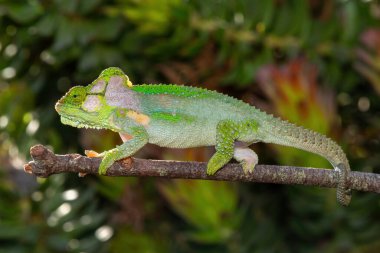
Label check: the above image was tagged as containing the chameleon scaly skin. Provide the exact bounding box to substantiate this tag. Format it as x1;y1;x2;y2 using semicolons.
55;67;352;205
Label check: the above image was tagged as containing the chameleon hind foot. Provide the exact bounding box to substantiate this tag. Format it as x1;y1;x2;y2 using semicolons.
233;147;258;174
207;152;233;175
206;119;259;175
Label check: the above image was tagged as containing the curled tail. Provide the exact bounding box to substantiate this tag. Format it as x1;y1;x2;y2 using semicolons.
259;117;351;206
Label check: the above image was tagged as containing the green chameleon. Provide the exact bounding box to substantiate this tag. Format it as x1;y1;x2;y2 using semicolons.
55;67;352;206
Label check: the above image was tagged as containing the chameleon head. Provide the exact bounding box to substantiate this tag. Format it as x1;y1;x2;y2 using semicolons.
55;86;110;129
55;67;134;130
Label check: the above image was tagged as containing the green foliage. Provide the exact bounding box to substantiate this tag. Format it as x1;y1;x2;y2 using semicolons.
159;180;240;243
0;174;110;253
1;0;380;252
110;228;167;253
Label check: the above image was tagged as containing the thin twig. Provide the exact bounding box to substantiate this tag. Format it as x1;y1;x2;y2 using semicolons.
24;144;380;193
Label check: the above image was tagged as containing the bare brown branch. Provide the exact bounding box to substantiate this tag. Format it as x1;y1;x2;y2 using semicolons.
24;144;380;194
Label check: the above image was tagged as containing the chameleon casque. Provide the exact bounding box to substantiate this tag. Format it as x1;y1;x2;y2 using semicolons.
55;67;352;206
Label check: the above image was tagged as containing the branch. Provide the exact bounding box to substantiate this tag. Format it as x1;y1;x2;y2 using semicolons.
24;144;380;194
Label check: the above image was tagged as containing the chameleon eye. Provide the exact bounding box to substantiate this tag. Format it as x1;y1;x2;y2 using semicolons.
71;92;83;104
64;86;86;105
72;92;83;100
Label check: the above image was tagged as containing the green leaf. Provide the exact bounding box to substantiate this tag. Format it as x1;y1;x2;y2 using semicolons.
159;180;240;243
78;0;102;14
52;17;75;51
6;2;42;23
35;13;58;37
94;18;124;41
53;0;78;14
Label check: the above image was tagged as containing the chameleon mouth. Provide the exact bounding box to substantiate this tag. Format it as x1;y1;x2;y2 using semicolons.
60;115;105;130
56;101;106;130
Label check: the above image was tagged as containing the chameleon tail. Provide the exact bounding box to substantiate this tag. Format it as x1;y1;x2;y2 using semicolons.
260;118;352;206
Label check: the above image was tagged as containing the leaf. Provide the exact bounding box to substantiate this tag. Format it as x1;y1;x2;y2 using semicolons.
78;0;102;14
6;2;42;23
122;0;182;34
53;0;78;14
158;180;239;243
94;18;124;41
52;17;76;51
111;229;167;253
342;0;358;43
35;13;58;36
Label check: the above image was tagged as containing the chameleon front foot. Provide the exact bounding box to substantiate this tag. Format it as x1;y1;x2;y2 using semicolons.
97;149;123;175
85;150;115;175
86;150;112;175
95;150;133;175
97;129;148;175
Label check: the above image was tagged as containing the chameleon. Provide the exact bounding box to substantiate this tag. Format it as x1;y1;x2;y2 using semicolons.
55;67;352;206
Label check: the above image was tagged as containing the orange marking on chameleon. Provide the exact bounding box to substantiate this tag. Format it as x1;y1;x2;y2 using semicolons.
127;111;150;126
119;132;133;142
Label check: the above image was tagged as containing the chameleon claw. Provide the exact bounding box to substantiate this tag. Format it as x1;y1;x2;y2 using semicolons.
206;153;230;175
206;164;219;175
98;154;111;175
98;162;109;175
240;161;256;174
85;150;101;158
86;150;111;175
98;149;119;175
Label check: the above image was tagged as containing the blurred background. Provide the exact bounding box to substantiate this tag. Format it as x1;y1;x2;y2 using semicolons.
1;0;380;252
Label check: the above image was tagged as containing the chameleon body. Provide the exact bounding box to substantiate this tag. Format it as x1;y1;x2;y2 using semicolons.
55;67;352;205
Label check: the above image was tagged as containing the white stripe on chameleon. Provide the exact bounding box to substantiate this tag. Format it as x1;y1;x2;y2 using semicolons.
104;76;140;111
90;79;106;93
82;95;101;112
